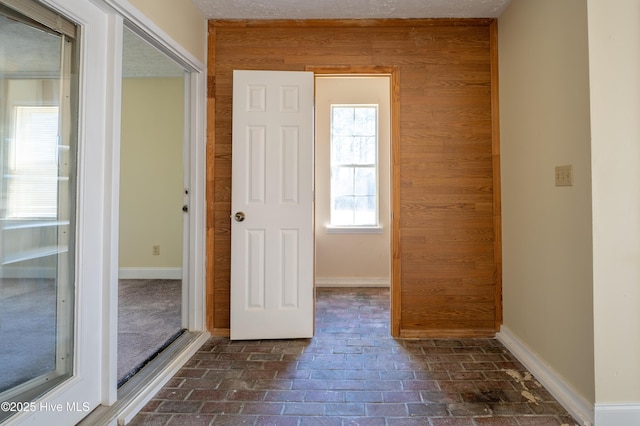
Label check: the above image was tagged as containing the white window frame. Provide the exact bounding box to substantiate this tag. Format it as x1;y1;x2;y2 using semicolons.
328;104;382;233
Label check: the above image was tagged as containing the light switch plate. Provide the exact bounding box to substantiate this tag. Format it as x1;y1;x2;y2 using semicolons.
555;165;573;186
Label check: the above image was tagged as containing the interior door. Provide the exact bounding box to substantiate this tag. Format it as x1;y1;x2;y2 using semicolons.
231;70;314;340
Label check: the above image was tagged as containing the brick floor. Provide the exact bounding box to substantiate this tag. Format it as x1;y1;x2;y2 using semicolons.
130;288;579;425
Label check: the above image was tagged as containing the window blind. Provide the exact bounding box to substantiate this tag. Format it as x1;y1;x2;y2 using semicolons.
6;106;60;219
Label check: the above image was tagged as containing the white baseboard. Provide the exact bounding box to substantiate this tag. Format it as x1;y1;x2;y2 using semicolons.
315;277;390;287
496;326;594;426
595;403;640;426
118;267;182;280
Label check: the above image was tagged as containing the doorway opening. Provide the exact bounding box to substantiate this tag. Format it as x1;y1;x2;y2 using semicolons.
228;69;399;339
313;73;396;332
117;27;187;387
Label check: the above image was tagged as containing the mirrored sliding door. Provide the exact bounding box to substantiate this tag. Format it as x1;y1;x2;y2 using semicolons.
117;26;187;387
0;1;78;421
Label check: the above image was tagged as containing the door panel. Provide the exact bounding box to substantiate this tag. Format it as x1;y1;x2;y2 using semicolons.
231;70;314;340
0;0;106;422
0;7;76;421
118;26;187;386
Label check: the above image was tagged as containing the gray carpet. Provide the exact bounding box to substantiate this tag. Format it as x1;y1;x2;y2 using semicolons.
0;279;57;393
117;279;182;386
0;278;182;393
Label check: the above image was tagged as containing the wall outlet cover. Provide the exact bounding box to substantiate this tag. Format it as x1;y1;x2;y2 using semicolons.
555;165;573;186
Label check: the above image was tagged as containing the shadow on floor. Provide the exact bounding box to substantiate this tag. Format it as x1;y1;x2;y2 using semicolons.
130;287;578;425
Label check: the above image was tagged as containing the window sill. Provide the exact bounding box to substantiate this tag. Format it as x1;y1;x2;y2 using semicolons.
325;226;383;234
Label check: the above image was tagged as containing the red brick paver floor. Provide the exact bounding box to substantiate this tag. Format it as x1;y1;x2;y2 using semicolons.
130;288;579;425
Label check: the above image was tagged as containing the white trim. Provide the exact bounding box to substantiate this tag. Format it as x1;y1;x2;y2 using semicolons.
315;277;390;287
183;56;207;333
102;11;124;405
496;326;594;426
118;267;182;280
595;403;640;426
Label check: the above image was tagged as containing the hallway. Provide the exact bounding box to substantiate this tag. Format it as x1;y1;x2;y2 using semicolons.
130;288;577;425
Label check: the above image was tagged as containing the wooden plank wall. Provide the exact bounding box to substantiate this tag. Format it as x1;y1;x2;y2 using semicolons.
207;19;501;337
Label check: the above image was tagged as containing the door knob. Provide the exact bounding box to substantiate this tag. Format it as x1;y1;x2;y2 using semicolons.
234;212;245;222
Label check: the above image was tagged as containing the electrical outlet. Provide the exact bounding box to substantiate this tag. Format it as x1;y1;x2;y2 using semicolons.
555;165;573;186
153;245;160;256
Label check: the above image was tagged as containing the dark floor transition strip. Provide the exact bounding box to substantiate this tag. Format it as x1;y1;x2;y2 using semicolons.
118;329;186;388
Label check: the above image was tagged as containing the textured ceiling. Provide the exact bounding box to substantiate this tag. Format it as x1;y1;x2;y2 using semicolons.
192;0;512;20
122;28;185;78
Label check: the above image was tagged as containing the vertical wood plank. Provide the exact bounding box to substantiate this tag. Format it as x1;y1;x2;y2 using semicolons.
206;24;216;332
207;19;500;337
390;68;402;338
490;20;503;330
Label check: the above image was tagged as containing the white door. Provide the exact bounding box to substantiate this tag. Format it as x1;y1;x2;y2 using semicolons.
231;70;314;340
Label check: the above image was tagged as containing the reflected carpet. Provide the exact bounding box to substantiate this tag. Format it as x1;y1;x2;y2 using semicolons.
118;279;182;386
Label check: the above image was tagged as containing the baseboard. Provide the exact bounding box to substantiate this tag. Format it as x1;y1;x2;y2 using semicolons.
211;328;230;337
401;328;496;339
496;326;594;426
118;267;182;280
315;277;390;287
595;403;640;425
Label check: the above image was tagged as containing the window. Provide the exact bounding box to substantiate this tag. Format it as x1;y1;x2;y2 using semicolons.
6;106;60;219
330;105;378;227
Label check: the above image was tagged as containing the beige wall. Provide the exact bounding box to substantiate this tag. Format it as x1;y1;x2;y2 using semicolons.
588;0;640;407
499;0;594;404
128;0;206;63
119;78;184;269
314;76;391;283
